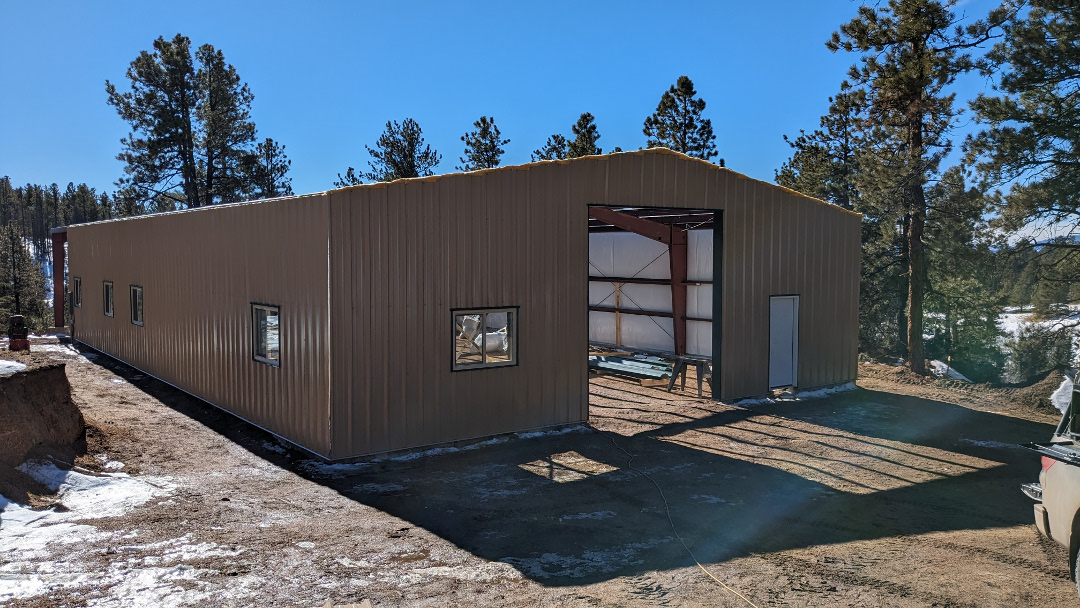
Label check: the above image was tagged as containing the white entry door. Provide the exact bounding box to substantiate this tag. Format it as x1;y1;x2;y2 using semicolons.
769;295;799;389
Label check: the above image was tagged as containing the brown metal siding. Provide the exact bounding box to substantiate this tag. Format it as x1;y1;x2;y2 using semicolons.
590;152;860;400
67;149;857;461
68;194;332;456
328;166;591;458
327;150;859;458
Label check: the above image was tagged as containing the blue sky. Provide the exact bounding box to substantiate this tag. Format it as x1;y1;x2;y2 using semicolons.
0;0;1004;197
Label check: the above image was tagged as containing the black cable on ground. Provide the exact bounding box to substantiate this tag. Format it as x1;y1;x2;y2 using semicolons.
599;427;760;608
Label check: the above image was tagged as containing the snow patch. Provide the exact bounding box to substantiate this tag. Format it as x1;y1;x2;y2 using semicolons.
559;510;616;521
1052;375;1073;413
732;382;858;407
929;360;972;382
690;494;729;504
30;343;91;362
0;463;178;602
958;439;1021;449
501;536;674;579
300;425;592;476
13;461;172;519
0;360;27;375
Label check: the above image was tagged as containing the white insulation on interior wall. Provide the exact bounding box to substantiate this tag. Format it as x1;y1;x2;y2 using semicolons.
589;229;713;357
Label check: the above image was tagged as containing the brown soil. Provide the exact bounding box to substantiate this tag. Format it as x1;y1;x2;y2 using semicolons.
2;350;1075;607
0;355;87;506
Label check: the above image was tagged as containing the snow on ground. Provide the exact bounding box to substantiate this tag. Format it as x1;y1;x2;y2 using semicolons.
299;425;593;478
1051;375;1074;413
0;461;183;604
930;360;972;382
958;439;1023;449
999;305;1080;340
25;342;94;363
732;382;858;407
0;359;27;374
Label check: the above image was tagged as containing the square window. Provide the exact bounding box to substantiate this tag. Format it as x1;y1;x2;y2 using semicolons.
130;285;143;326
103;281;114;317
452;307;517;370
73;277;82;308
252;304;280;366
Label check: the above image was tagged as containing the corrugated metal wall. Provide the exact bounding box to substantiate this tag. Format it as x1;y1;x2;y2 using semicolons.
68;194;333;456
327;150;859;458
328;166;590;458
596;151;860;399
66;149;858;460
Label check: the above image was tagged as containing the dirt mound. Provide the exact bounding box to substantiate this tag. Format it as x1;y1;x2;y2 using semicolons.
0;362;85;504
1005;368;1070;416
857;362;1065;416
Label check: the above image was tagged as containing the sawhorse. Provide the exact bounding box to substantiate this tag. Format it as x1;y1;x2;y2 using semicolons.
666;357;711;398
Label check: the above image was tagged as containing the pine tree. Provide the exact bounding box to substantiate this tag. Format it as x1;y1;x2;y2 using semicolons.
195;44;257;205
531;134;568;161
107;34;266;209
247;138;293;198
355;118;441;183
567;113;602;158
827;0;1011;374
107;34;201;209
643;75;718;161
0;225;48;331
333;168;363;188
457;116;509;171
776;91;864;211
968;0;1080;266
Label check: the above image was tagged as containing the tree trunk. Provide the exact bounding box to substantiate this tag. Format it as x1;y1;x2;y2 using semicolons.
907;107;927;375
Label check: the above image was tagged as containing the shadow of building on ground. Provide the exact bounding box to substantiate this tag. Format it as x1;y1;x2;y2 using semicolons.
79;344;1055;587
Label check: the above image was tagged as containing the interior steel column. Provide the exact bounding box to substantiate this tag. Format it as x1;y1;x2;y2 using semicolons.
50;228;67;328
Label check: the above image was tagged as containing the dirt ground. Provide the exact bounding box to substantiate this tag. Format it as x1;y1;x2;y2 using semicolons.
2;340;1077;607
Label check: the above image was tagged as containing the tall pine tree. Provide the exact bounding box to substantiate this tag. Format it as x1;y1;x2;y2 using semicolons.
247;138;293;198
643;75;719;161
107;34;283;208
343;118;441;183
457;116;509;171
567;113;602;158
968;0;1080;275
826;0;1011;374
532;134;568;161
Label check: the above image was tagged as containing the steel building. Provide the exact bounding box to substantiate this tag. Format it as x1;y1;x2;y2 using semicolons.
55;149;860;460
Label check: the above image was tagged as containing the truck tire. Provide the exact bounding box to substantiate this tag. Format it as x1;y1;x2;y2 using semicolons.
1075;553;1080;601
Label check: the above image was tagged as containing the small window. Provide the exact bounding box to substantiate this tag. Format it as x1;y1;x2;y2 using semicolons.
103;281;114;317
452;307;517;370
73;277;82;307
252;304;280;366
130;285;143;326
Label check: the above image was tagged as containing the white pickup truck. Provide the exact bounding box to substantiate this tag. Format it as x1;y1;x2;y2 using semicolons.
1025;384;1080;598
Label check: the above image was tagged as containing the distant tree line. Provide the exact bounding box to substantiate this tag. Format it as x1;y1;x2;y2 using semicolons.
335;75;720;183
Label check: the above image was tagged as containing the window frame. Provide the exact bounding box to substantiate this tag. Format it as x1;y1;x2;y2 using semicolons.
129;284;144;326
103;281;114;318
451;306;519;371
251;303;281;367
73;277;82;308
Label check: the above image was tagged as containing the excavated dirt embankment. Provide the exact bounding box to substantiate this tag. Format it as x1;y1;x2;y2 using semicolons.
0;362;84;504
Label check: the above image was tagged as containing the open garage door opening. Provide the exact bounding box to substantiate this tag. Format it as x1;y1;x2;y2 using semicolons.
586;206;720;400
